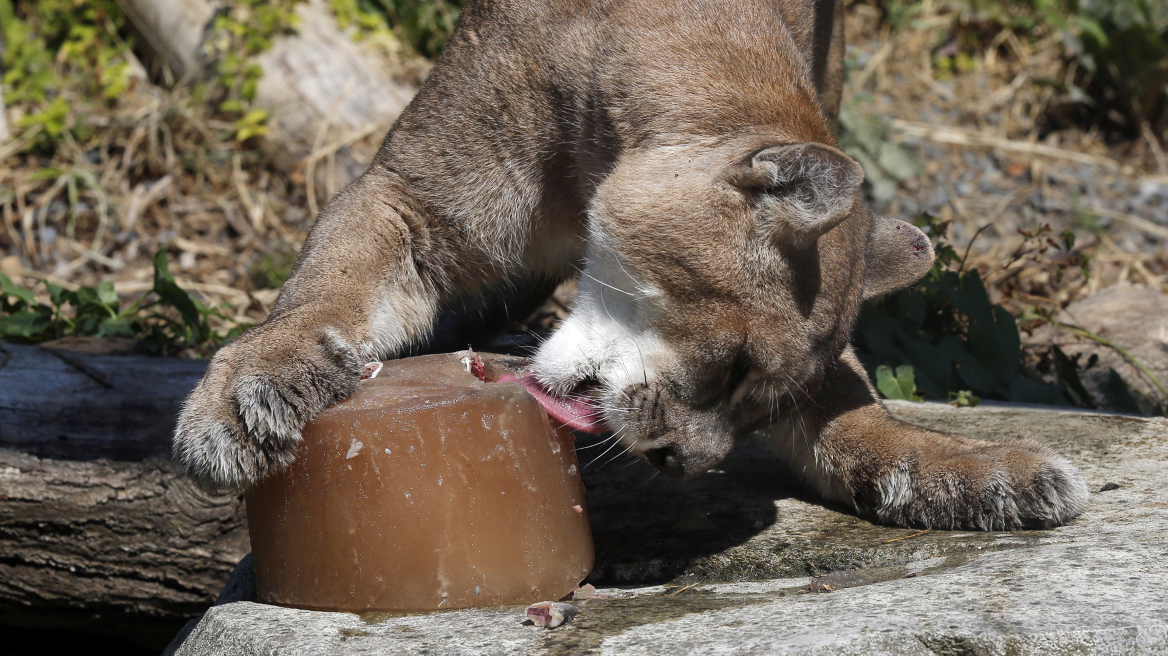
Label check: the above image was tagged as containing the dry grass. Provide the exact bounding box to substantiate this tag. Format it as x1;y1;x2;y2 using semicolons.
843;1;1167;314
0;76;394;335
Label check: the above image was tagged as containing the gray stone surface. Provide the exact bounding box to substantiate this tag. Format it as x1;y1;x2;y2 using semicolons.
162;555;257;656
175;402;1168;655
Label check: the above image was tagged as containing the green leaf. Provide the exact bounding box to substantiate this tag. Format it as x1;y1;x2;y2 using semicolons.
74;285;101;308
151;249;202;331
876;365;904;400
1077;16;1109;48
945;336;997;395
893;364;921;401
949;390;980;407
234;108;270;142
17;96;70;138
0;308;51;339
0;272;38;306
898;290;927;328
27;166;64;182
876;364;922;401
98;317;136;338
43;280;71;309
96;280;118;307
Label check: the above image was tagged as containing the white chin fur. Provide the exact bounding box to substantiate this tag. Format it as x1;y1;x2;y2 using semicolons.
532;239;669;437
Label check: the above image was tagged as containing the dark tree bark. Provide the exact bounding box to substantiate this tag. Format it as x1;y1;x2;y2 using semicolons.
0;344;246;647
0;448;248;643
0;343;208;461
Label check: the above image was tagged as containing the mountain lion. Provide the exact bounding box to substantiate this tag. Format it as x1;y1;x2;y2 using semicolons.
174;0;1088;530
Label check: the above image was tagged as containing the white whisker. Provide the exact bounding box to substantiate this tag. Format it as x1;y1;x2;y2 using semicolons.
571;262;637;297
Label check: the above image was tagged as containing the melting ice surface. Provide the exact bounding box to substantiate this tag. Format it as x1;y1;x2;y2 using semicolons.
244;352;594;613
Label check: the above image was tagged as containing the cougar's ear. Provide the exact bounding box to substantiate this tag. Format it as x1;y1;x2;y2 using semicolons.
863;213;935;299
728;143;864;250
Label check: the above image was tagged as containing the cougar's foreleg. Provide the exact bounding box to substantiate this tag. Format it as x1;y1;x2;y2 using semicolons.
173;166;512;489
766;348;1089;530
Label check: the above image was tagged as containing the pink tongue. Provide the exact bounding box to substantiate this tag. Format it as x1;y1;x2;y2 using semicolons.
497;374;606;434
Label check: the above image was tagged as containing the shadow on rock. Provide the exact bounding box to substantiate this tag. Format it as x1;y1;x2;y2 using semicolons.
578;436;805;585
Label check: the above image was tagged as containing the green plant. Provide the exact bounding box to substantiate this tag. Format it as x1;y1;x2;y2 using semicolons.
331;0;396;34
880;0;928;30
1050;344;1096;406
0;0;55;105
1069;0;1168;131
24;166;112;246
1;0;136;150
208;0;303;139
0;250;249;356
988;0;1168;131
350;0;465;59
892;0;1168;131
855;214;1066;404
933;51;978;80
876;364;925;401
16;96;69;139
234;108;271;142
1;0;133;102
949;389;982;406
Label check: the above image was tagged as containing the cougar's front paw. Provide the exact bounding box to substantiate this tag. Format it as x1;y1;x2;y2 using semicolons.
871;439;1089;530
173;323;364;489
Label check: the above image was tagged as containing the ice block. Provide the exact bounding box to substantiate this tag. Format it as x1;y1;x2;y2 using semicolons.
245;353;594;613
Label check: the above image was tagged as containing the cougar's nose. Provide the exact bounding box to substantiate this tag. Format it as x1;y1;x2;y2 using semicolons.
644;446;685;479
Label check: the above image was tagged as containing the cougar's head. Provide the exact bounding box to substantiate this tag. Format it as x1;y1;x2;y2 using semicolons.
531;138;933;479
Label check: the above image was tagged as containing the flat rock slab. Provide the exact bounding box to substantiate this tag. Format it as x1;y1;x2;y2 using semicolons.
176;402;1168;655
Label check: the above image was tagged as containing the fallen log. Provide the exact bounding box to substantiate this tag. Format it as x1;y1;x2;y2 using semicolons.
0;449;249;644
0;344;246;647
0;343;207;461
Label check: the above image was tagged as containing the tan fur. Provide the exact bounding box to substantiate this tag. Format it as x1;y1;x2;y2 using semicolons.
174;0;1087;530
